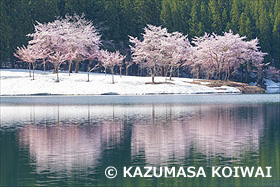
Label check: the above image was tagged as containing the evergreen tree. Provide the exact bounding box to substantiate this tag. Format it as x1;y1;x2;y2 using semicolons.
190;0;201;37
1;0;279;70
171;0;189;33
197;22;205;36
121;0;138;38
272;13;280;67
160;0;174;30
29;0;59;23
209;0;222;34
218;0;230;31
258;1;272;56
4;0;33;65
104;0;122;42
200;1;211;33
230;0;241;33
0;2;12;66
239;12;246;36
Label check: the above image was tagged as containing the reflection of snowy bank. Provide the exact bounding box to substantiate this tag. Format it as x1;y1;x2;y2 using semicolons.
0;105;203;126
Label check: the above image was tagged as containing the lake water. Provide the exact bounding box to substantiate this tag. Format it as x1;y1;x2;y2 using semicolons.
1;94;279;186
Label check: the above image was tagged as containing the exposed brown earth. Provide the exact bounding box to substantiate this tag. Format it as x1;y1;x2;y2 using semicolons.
188;80;265;94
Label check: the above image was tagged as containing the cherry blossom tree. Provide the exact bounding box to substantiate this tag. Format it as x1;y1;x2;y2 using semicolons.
27;21;68;82
189;31;267;81
86;48;101;82
62;14;101;73
25;14;101;82
161;31;191;80
265;66;280;82
99;50;125;84
129;25;167;83
130;25;191;83
14;44;44;80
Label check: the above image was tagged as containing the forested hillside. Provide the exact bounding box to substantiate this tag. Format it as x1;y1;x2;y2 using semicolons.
1;0;280;69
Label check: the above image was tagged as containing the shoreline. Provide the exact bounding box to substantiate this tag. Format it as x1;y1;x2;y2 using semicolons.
0;69;274;96
1;94;279;106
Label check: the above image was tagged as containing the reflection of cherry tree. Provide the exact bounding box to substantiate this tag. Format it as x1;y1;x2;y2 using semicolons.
16;106;124;175
19;125;102;174
130;105;265;164
2;104;267;171
19;119;124;174
187;106;265;158
131;121;192;166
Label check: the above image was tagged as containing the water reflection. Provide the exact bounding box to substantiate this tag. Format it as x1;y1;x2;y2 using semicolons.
131;105;265;165
19;125;102;174
1;105;266;173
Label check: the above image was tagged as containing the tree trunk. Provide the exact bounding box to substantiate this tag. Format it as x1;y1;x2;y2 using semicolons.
217;70;222;80
29;63;31;77
165;68;168;82
44;63;46;74
227;68;231;81
54;63;60;82
68;60;72;76
196;67;200;79
151;66;156;83
105;67;107;76
53;65;58;73
56;72;59;82
32;63;35;80
126;66;129;76
119;66;122;78
111;67;114;84
169;67;173;80
152;73;155;83
245;64;249;83
55;64;60;82
75;61;79;73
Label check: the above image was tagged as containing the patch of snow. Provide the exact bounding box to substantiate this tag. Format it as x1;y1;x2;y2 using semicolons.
0;69;241;95
200;82;211;85
249;82;257;86
265;79;280;93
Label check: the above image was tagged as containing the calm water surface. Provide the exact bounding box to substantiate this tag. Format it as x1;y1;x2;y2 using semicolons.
0;94;279;186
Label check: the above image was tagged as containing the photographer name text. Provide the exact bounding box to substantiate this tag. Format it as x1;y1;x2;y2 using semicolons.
122;166;272;178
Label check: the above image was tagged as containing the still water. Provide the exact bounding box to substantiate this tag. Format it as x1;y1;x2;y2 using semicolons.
1;94;279;186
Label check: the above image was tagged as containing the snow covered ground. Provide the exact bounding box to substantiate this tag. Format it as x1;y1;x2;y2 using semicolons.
265;79;280;93
0;69;241;96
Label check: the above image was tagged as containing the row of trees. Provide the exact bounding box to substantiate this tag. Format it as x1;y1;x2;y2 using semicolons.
130;25;276;83
15;15;125;83
15;16;279;84
1;0;280;70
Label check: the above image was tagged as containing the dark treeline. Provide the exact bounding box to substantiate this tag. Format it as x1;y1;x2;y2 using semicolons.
1;0;280;70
